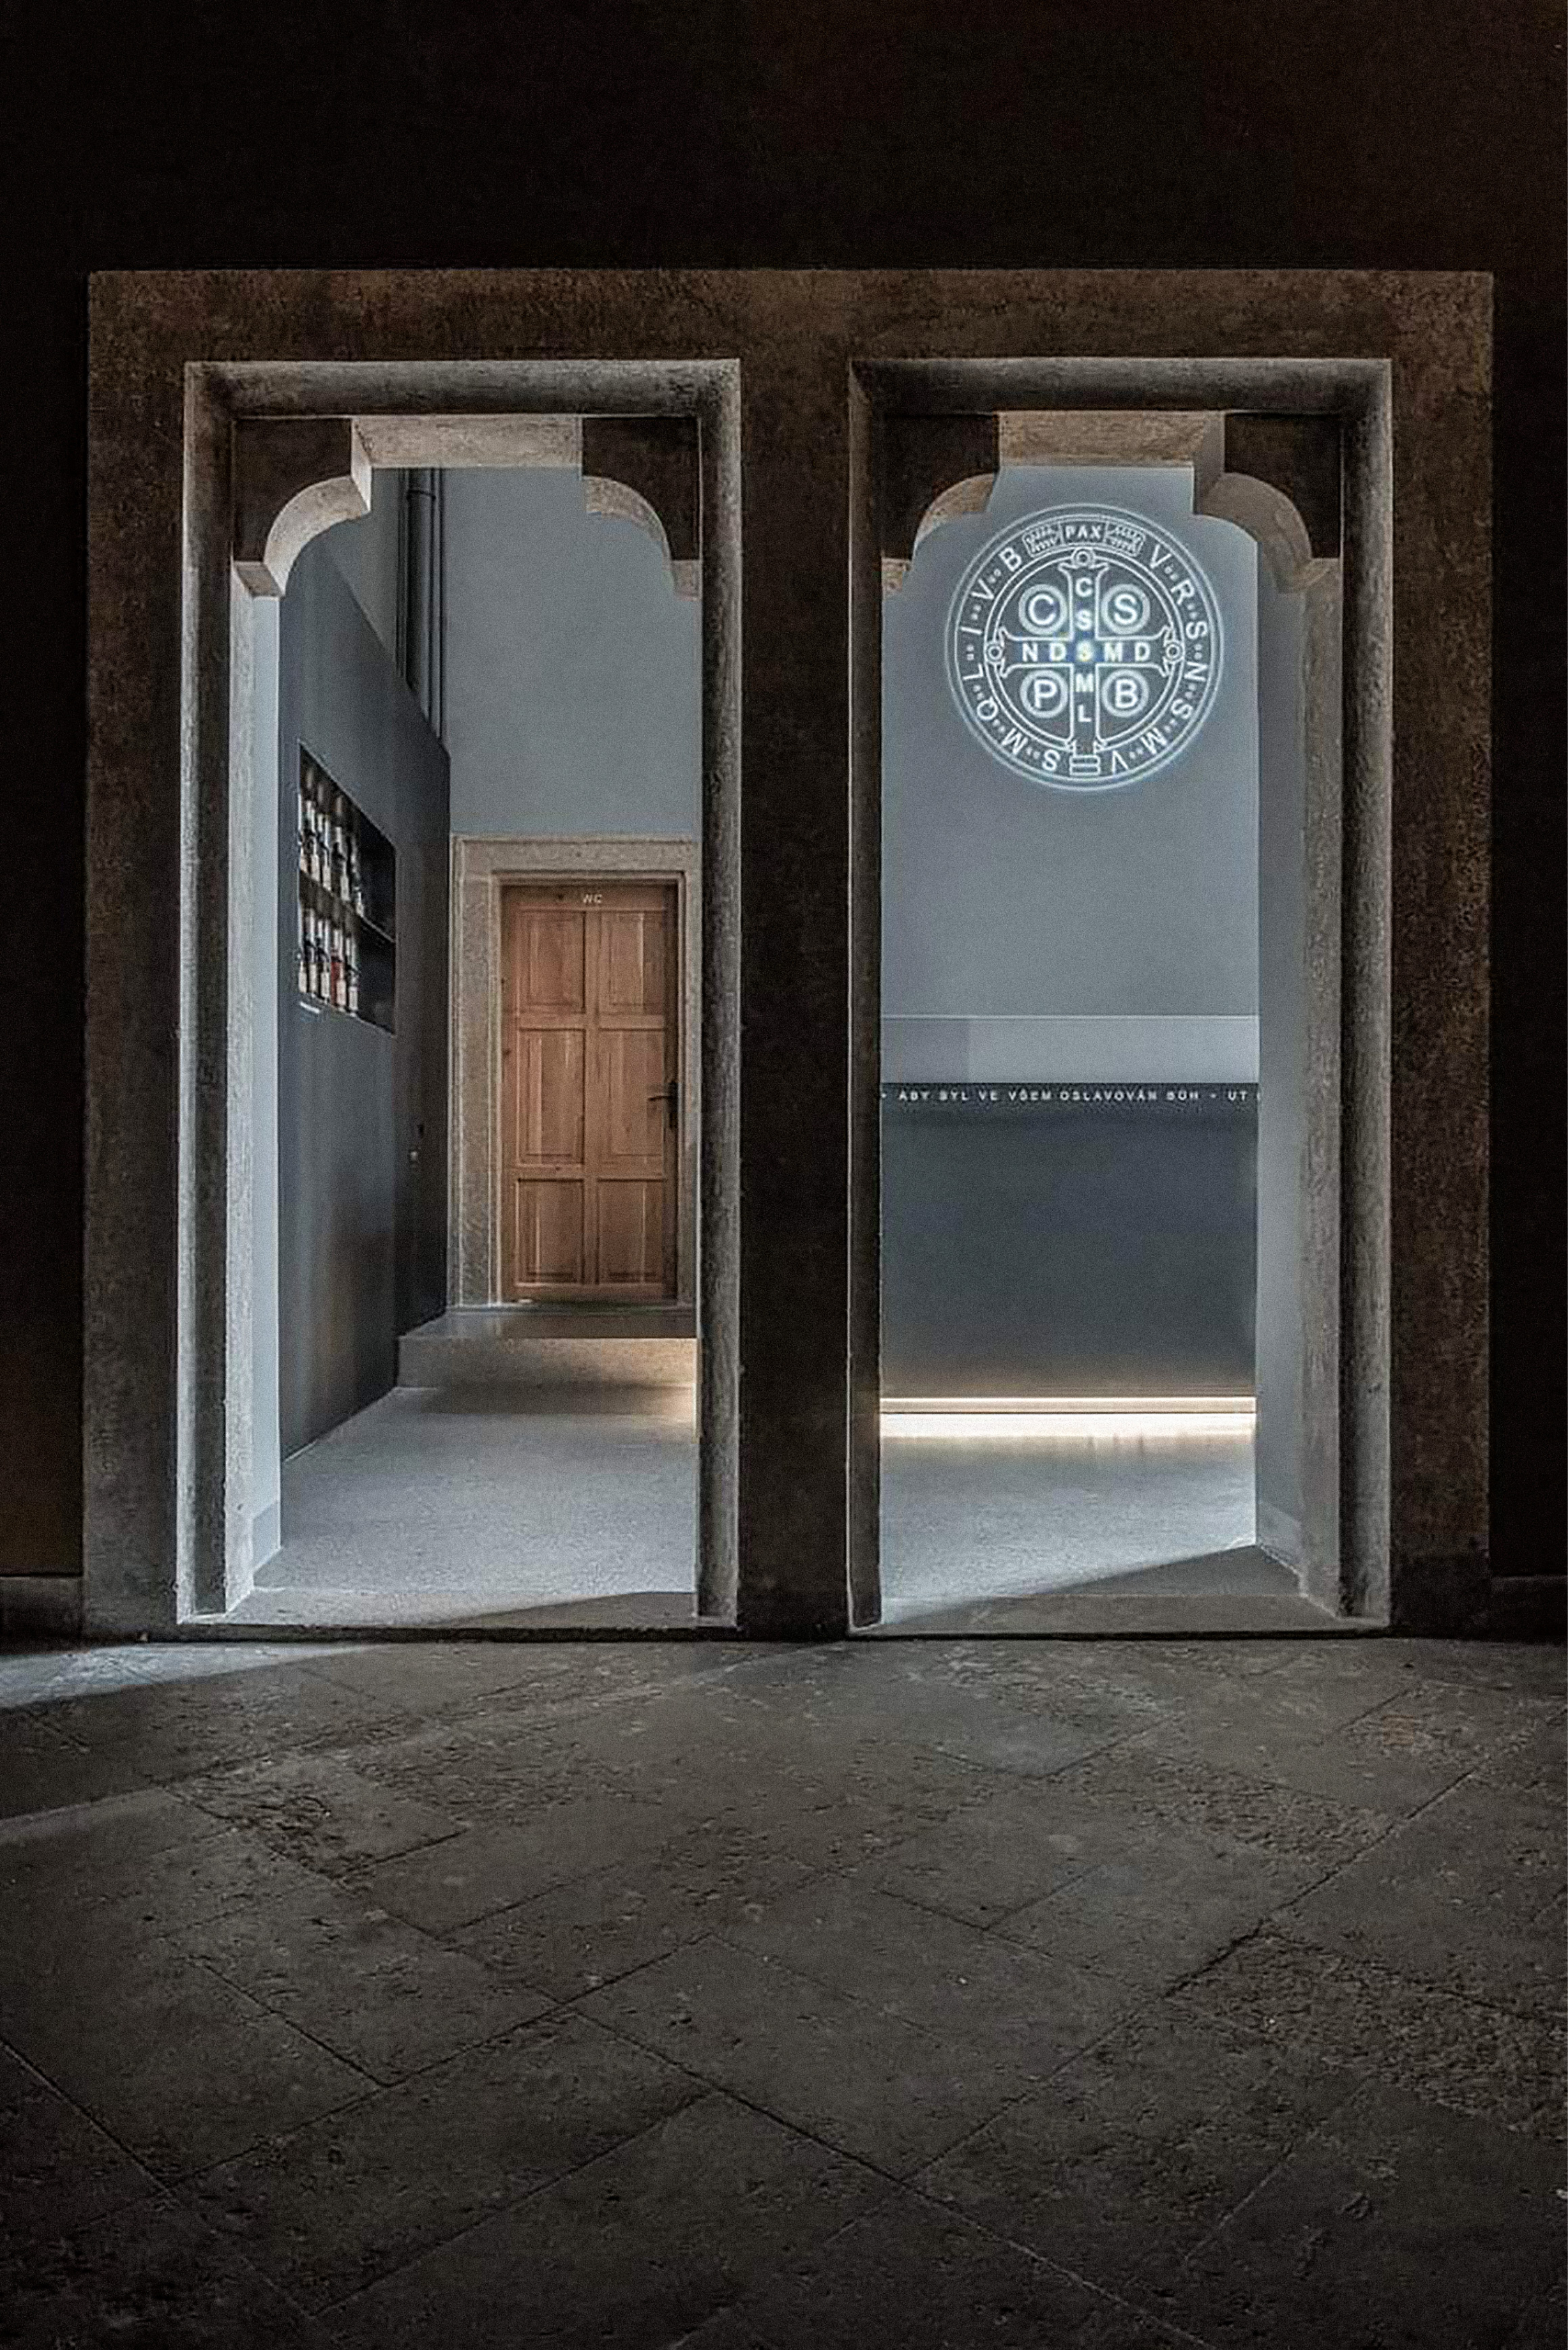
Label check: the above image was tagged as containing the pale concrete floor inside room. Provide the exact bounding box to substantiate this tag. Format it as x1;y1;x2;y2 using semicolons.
0;1630;1561;2347
230;1389;1309;1631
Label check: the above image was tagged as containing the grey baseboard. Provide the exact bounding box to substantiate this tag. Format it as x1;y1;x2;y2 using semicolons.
0;1577;84;1639
1482;1575;1567;1641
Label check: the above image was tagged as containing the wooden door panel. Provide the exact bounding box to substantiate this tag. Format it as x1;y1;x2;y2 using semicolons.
500;879;678;1300
598;907;668;1019
597;1029;668;1169
516;908;586;1013
596;1179;667;1287
511;1029;585;1165
510;1179;585;1284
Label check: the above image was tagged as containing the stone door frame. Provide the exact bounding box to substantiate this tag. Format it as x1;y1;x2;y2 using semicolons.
83;269;1491;1640
449;836;701;1311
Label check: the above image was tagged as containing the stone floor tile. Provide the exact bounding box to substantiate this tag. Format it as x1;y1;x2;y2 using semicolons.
0;1933;370;2177
38;1660;419;1784
1369;1641;1567;1699
720;1872;1141;2075
298;1637;622;1713
178;1877;554;2082
996;1824;1316;1992
1359;1675;1568;1793
1130;1664;1474;1815
348;1638;762;1738
721;2187;1101;2347
721;1746;1008;1874
721;1652;1138;1780
449;1818;818;1999
174;1747;464;1877
1094;1653;1396;1748
0;1706;158;1819
180;2010;702;2309
1044;1736;1394;1867
1174;1930;1566;2142
1064;2301;1217;2347
0;1787;328;1955
347;1793;697;1932
1154;2079;1566;2349
337;1709;606;1824
0;1642;302;1708
578;1934;1025;2174
327;2089;889;2349
0;2038;154;2239
1507;2273;1567;2350
670;2312;774;2348
917;2001;1352;2293
856;1781;1106;1927
0;2192;329;2349
0;1784;227;1899
1272;1777;1566;2012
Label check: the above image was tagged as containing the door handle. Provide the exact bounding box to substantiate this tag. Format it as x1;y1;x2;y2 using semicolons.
647;1079;678;1125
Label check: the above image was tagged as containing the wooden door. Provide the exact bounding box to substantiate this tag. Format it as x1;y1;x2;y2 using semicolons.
499;880;678;1299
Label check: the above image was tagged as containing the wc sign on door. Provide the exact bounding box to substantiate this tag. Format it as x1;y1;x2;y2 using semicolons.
947;506;1223;789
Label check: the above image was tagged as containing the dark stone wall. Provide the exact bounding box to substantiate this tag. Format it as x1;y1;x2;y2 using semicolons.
278;542;449;1456
4;1;1562;1577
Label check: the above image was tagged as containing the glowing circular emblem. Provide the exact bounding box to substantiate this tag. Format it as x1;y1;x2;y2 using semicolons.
946;505;1224;789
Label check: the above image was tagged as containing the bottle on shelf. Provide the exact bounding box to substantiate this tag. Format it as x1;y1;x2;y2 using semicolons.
331;797;348;900
345;931;359;1017
348;826;365;916
297;900;310;996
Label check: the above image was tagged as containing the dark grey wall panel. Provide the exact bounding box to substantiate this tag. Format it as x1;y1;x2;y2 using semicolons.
278;538;449;1457
880;1086;1256;1396
393;707;450;1338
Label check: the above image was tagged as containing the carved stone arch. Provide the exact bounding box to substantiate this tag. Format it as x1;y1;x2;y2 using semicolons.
875;413;1000;593
582;472;700;598
232;416;373;595
581;414;701;598
1195;463;1336;594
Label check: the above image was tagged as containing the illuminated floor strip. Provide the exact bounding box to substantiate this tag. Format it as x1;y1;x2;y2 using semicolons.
880;1397;1256;1441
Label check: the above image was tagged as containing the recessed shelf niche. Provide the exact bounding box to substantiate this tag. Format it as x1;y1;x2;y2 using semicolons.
295;748;396;1032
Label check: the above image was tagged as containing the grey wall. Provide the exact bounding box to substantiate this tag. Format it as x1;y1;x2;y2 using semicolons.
441;467;700;838
278;537;449;1458
248;598;282;1565
884;466;1258;1083
321;478;403;663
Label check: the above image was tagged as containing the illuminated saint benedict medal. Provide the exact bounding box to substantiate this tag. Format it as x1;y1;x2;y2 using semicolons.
947;506;1223;789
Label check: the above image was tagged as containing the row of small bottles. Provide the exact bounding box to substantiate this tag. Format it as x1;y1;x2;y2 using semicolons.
298;898;359;1015
299;777;365;916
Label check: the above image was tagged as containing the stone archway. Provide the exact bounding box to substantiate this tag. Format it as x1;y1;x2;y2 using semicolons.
83;271;1491;1642
848;366;1408;1630
865;413;1346;1619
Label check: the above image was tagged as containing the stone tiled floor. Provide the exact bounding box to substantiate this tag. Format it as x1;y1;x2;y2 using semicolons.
0;1634;1562;2347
